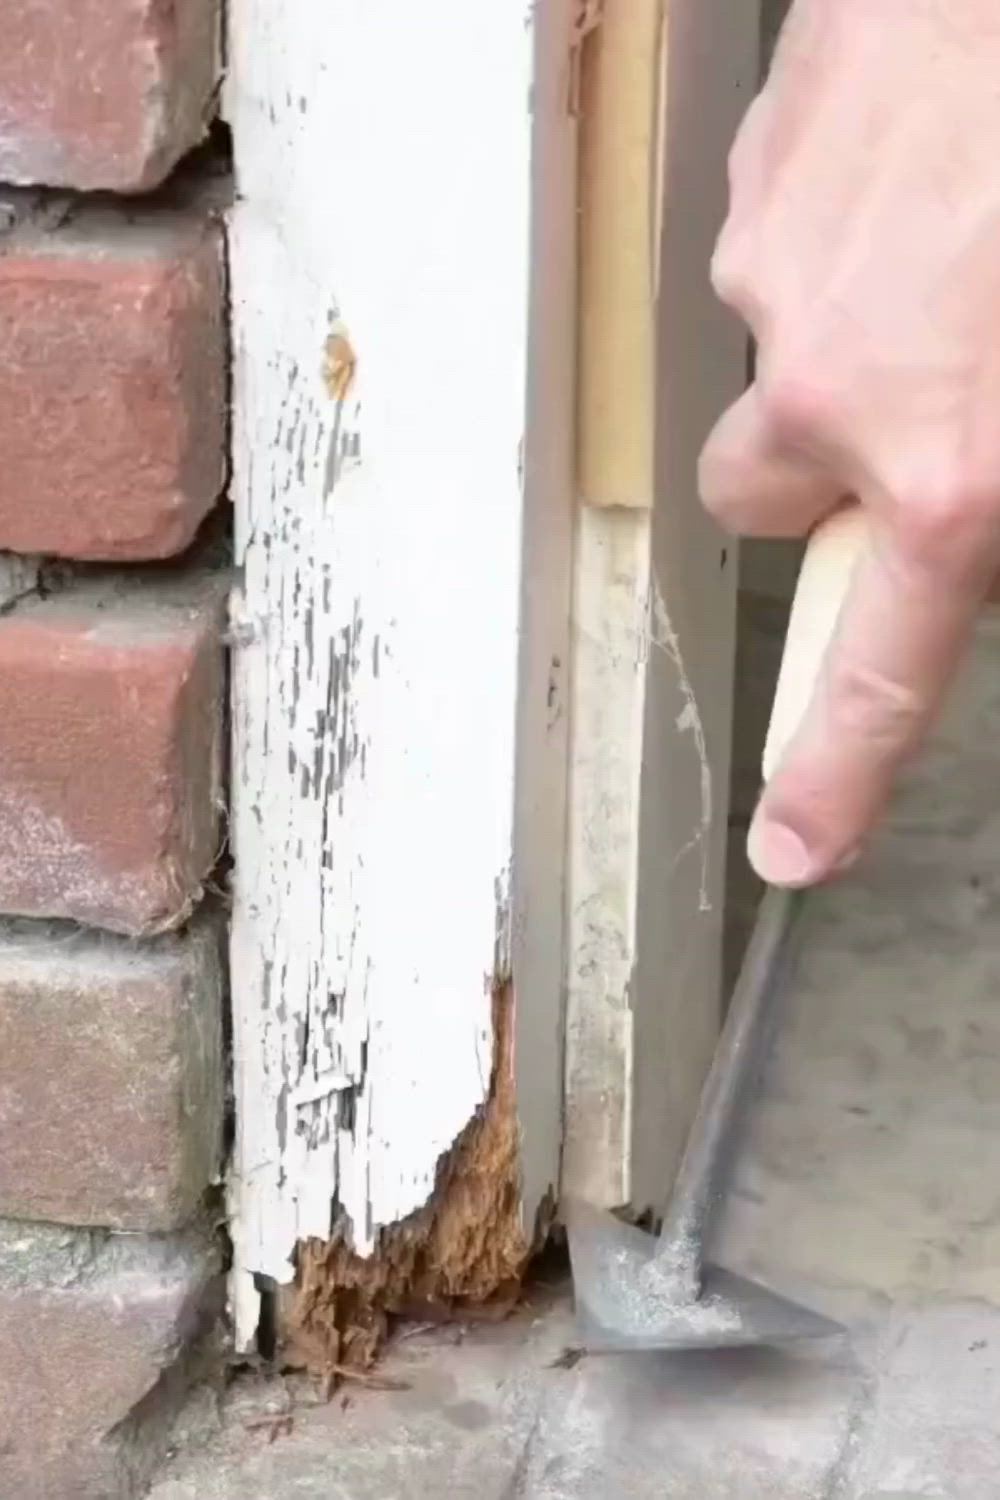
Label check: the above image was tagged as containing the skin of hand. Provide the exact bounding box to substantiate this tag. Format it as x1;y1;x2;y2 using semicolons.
699;0;1000;888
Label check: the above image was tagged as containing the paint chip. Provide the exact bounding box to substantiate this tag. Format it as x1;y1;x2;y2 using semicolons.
322;326;357;404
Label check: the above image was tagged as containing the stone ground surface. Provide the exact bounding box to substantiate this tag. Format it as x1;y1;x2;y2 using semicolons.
152;616;1000;1498
149;1291;1000;1499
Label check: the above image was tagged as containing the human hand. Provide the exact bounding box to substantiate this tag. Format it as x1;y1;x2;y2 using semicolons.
700;0;1000;887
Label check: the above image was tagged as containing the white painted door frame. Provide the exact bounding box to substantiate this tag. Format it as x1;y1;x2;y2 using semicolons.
225;0;577;1350
226;0;755;1354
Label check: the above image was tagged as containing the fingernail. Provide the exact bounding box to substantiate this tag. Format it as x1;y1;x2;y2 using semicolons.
747;815;816;886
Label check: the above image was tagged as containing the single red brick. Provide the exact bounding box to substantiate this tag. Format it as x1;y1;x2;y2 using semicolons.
0;919;223;1230
0;573;225;935
0;1224;219;1499
0;0;219;192
0;198;225;561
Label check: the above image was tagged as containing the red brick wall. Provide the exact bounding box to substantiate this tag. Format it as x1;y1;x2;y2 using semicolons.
0;0;219;192
0;8;227;1496
0;201;226;560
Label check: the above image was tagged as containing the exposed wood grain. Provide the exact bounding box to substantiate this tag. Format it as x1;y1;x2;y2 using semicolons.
576;0;662;511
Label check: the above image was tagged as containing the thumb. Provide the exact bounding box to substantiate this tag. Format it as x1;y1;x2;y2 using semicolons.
749;514;990;886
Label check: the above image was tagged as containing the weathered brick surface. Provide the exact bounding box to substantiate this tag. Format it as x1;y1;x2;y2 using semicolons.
0;919;223;1230
0;197;225;561
0;1;219;192
0;573;225;935
0;1223;220;1500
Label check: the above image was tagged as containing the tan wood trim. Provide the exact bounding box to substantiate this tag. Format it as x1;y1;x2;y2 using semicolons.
576;0;663;510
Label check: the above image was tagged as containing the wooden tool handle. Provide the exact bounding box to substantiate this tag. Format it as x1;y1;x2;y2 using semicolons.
762;504;867;782
655;510;869;1269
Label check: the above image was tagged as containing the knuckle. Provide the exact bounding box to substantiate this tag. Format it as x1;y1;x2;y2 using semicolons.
709;230;750;310
758;361;840;451
829;661;925;755
893;476;1000;574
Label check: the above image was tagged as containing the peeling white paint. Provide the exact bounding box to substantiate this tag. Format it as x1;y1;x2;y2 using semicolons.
225;2;549;1347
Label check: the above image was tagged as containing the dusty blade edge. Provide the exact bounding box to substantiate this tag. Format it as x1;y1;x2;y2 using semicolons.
565;1196;847;1353
573;1285;846;1353
572;1262;848;1354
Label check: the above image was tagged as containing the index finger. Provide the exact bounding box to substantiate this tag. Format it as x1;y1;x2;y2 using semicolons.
749;514;993;886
